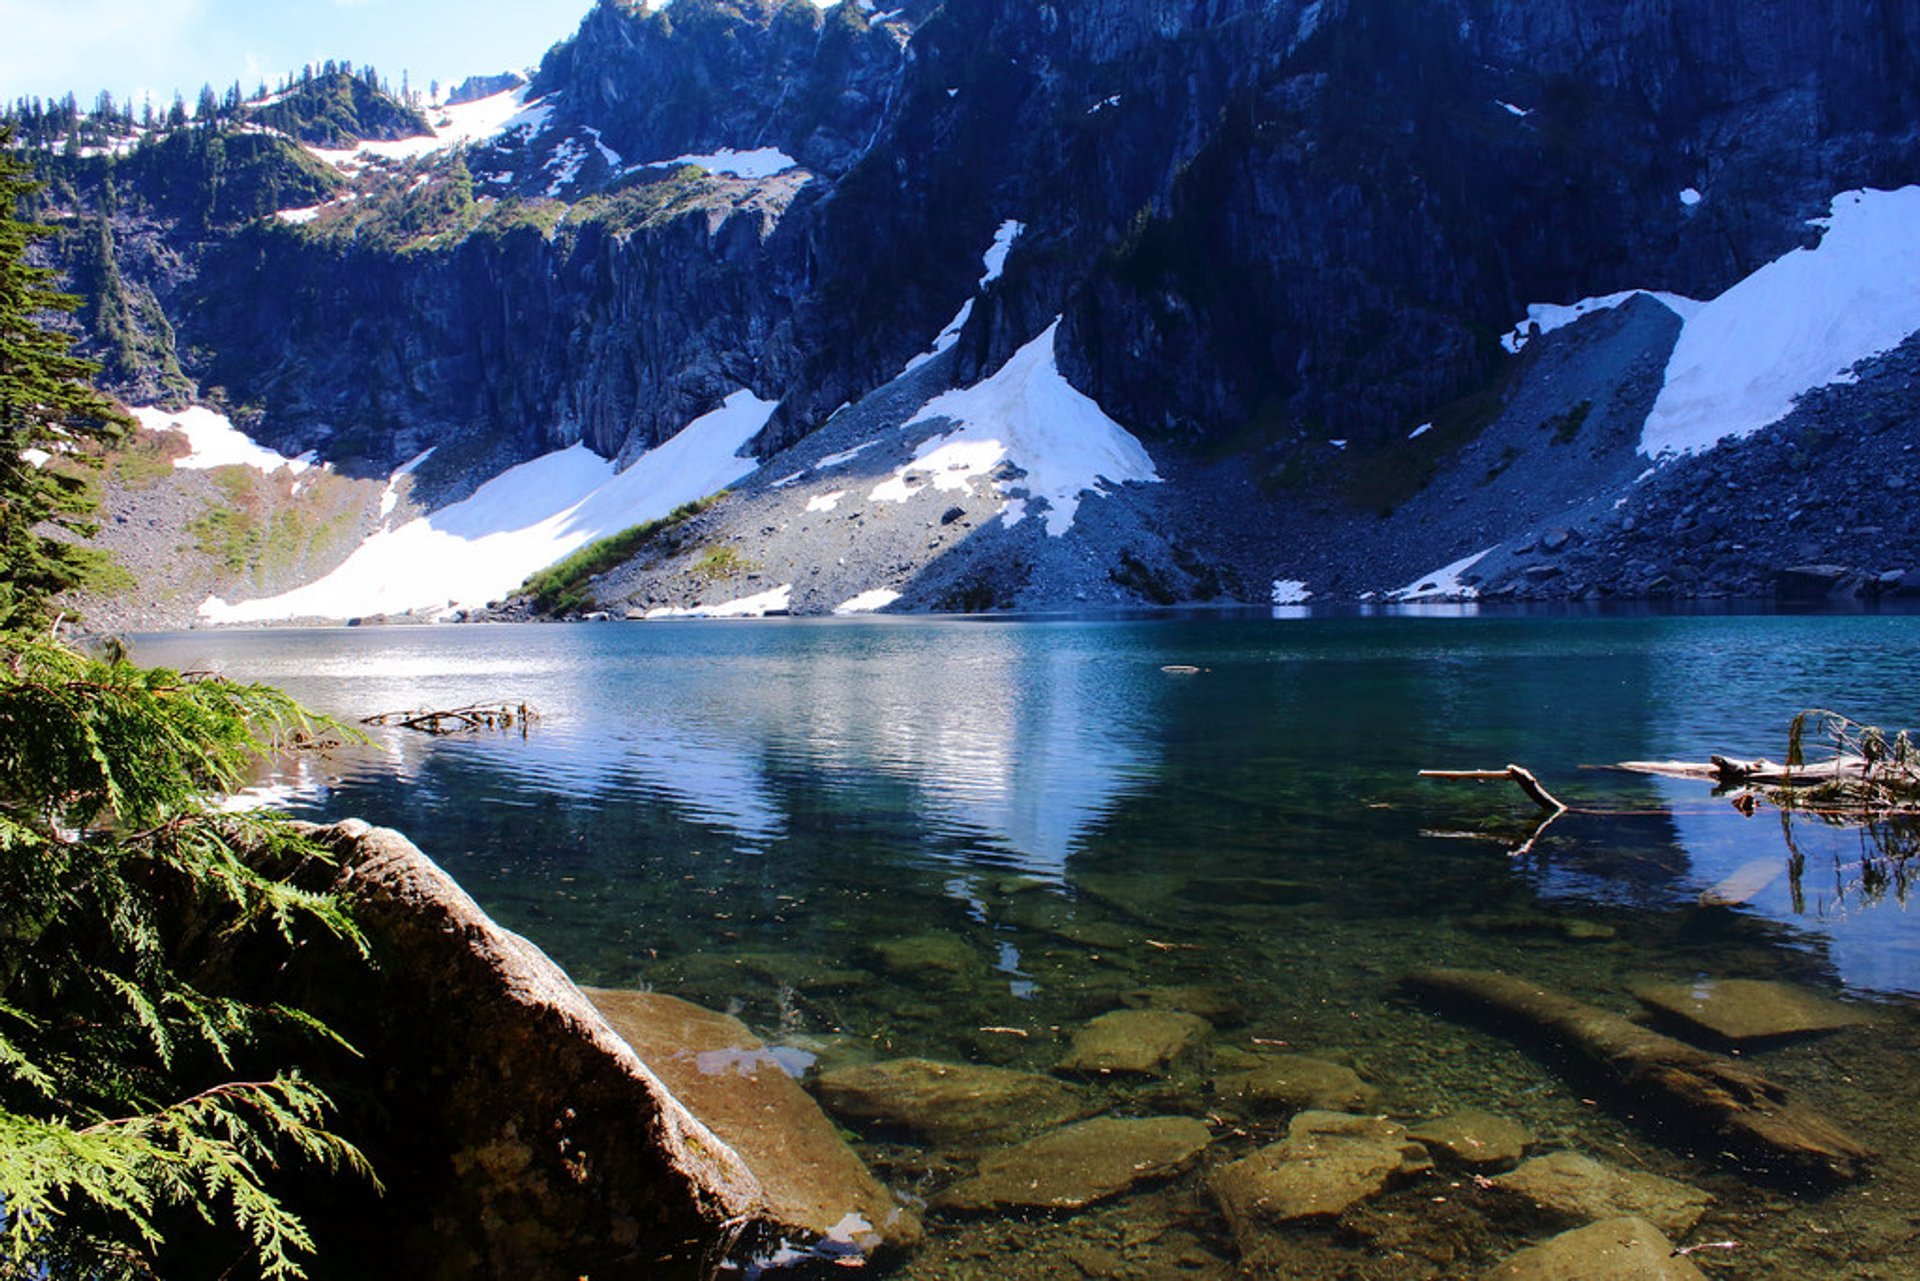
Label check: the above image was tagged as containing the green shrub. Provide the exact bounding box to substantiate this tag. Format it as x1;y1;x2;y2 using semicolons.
520;492;725;614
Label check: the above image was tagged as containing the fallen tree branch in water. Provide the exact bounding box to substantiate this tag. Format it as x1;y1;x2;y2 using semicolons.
1403;967;1874;1184
1417;764;1568;855
1419;764;1568;815
361;702;540;736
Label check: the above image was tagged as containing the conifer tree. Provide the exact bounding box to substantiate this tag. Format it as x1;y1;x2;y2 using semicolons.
0;130;130;634
0;126;371;1278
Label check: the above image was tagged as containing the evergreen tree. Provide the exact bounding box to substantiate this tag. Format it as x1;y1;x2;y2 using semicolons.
0;131;130;634
0;128;370;1278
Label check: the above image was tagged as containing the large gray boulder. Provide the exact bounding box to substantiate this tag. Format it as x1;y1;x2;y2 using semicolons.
275;820;877;1279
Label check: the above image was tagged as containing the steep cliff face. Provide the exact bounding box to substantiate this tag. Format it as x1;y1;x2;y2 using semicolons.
16;0;1920;622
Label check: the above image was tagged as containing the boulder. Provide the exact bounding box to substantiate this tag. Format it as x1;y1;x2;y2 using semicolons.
1494;1152;1711;1236
933;1116;1213;1212
1214;1054;1377;1113
1408;1110;1533;1169
1776;564;1861;599
1056;1009;1212;1076
1121;984;1247;1023
1479;1216;1707;1280
281;821;765;1281
1632;978;1871;1043
1209;1111;1431;1233
812;1057;1096;1147
867;931;983;982
584;988;922;1259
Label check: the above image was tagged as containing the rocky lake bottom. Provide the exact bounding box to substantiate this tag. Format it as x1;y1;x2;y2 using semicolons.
132;614;1920;1278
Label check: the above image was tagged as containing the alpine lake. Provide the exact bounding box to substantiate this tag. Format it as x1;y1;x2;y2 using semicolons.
135;608;1920;1279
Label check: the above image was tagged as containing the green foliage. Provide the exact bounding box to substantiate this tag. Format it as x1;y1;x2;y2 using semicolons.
0;130;133;631
0;638;372;1277
520;493;724;615
243;72;432;149
690;543;755;582
108;429;188;489
1;149;371;1277
1540;399;1592;446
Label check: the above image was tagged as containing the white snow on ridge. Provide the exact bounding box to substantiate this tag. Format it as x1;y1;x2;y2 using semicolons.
873;319;1160;536
200;390;775;623
1642;186;1920;459
304;86;546;171
131;406;315;475
1392;546;1497;601
648;147;798;180
1501;290;1702;354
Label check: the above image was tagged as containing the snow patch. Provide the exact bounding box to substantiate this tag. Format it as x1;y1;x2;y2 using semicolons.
1408;422;1433;440
1501;290;1702;354
1271;580;1312;605
805;490;847;513
131;406;314;475
307;85;546;169
872;320;1159;536
816;440;879;469
378;447;436;520
647;147;798;179
902;221;1024;374
1642;186;1920;459
833;588;901;615
20;448;51;469
1392;546;1497;601
1679;187;1703;208
200;391;774;623
979;219;1025;287
1496;100;1532;117
645;583;792;620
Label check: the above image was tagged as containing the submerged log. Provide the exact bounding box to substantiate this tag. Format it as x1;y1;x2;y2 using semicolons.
1403;968;1872;1183
1615;756;1876;788
362;701;540;735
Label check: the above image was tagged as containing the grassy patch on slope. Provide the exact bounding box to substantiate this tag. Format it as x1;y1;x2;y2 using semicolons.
520;492;725;615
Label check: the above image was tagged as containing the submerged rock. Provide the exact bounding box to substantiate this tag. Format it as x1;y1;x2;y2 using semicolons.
1632;978;1871;1043
1056;1009;1213;1076
933;1116;1213;1212
813;1057;1096;1147
1209;1110;1431;1235
1214;1053;1377;1113
584;988;922;1259
1122;984;1247;1024
868;931;984;982
1408;1110;1533;1169
1480;1216;1708;1280
1493;1152;1711;1236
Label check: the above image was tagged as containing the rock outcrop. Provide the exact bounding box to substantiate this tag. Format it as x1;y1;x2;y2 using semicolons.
280;820;764;1279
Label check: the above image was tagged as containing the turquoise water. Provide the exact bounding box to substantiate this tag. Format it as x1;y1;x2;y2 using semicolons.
135;612;1920;1277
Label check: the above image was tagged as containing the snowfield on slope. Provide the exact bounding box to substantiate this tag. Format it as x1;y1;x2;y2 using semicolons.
873;319;1160;536
130;406;316;474
304;84;549;170
1642;186;1920;459
1503;186;1920;461
200;391;775;623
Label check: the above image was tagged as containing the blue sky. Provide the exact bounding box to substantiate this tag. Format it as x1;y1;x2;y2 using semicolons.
0;0;594;108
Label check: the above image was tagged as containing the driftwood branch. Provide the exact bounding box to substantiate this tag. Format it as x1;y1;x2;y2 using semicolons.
1418;765;1569;855
362;702;540;736
1404;967;1873;1183
1419;765;1567;814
